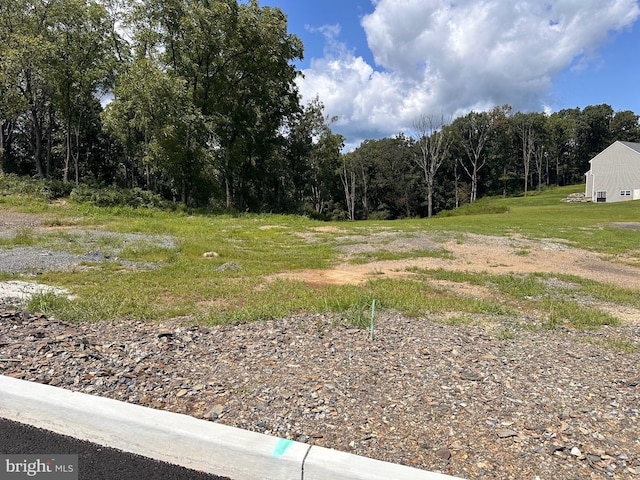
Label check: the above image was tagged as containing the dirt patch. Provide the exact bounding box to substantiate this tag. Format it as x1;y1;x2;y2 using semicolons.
274;233;640;290
257;225;288;230
609;222;640;230
311;226;344;233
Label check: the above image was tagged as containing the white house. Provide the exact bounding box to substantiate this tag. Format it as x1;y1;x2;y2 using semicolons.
585;141;640;203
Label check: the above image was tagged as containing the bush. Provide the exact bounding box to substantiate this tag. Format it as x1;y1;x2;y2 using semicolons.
70;184;169;209
436;197;510;217
40;180;74;200
0;173;46;197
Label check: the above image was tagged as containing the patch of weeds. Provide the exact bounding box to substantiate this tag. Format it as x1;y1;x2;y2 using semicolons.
42;217;76;227
203;279;322;325
436;197;510;217
118;243;177;263
442;315;474;326
28;290;159;323
318;286;375;326
341;300;376;328
366;278;511;317
573;278;640;309
541;298;619;330
493;274;548;299
0;228;37;247
406;267;489;286
495;328;516;340
514;248;530;256
27;292;71;317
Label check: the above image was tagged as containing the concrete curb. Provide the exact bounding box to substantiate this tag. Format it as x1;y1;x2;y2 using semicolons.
0;375;460;480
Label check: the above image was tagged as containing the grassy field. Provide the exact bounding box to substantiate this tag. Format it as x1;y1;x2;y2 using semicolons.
1;179;639;339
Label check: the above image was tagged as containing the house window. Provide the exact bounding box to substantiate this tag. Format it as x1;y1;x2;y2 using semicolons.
621;190;631;196
596;191;606;202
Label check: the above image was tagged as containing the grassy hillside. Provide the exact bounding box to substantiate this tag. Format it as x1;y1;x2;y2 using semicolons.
1;179;639;340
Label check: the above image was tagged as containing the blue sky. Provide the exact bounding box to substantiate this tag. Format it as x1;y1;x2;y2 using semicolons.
261;0;640;148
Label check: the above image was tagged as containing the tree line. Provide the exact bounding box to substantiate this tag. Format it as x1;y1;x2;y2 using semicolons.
1;0;639;218
343;104;640;219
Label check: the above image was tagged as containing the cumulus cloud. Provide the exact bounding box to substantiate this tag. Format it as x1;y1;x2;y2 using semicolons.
297;0;640;147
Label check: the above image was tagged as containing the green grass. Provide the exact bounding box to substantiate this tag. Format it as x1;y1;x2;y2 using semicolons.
0;227;38;247
539;298;619;330
1;181;639;335
348;248;453;264
429;185;640;255
406;268;630;330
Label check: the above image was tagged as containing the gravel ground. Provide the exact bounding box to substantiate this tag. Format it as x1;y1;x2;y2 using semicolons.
0;211;176;274
1;310;639;480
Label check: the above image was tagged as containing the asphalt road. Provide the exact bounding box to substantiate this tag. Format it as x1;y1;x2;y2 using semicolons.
0;417;230;480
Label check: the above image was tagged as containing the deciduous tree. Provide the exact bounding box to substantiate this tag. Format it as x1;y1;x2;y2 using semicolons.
413;113;450;217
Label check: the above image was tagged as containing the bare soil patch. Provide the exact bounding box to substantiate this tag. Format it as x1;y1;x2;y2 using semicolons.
609;222;640;231
274;232;640;292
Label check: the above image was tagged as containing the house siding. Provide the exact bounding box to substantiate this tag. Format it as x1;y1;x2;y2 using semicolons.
585;141;640;203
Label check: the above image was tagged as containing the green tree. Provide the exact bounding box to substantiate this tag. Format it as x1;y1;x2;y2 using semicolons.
485;105;517;197
611;110;640;142
547;111;574;186
575;104;614;179
0;0;58;178
102;58;210;204
283;98;343;215
120;0;303;208
50;0;115;184
348;136;418;219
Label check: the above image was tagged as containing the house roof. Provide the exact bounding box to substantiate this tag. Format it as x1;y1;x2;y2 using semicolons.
619;141;640;154
585;140;640;174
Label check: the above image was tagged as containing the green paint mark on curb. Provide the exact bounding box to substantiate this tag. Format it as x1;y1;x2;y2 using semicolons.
273;438;294;457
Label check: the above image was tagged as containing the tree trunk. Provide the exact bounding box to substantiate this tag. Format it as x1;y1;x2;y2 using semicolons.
0;120;6;173
45;107;53;179
225;176;232;209
340;164;356;220
72;122;81;185
30;108;45;179
470;166;478;204
63;114;71;183
427;176;434;218
359;165;369;219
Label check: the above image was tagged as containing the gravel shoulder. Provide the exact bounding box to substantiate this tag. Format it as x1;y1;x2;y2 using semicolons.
1;311;639;479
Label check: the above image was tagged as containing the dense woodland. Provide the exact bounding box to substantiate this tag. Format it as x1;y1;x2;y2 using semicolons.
1;0;640;219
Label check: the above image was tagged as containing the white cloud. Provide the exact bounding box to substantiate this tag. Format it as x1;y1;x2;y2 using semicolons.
297;0;640;147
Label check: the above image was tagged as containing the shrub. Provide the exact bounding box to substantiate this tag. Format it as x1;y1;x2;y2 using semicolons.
70;184;168;209
436;197;510;217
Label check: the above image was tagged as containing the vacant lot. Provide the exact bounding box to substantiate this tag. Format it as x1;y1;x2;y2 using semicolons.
1;189;639;479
